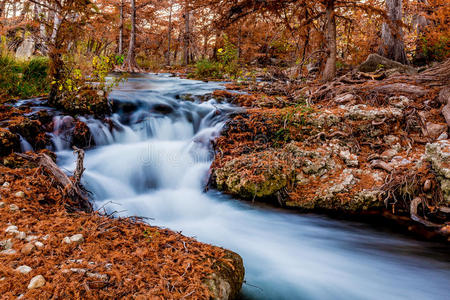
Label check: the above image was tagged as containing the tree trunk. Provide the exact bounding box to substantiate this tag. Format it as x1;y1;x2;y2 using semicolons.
183;0;190;65
123;0;139;72
119;0;124;55
167;0;173;66
413;0;430;65
379;0;407;64
322;0;337;82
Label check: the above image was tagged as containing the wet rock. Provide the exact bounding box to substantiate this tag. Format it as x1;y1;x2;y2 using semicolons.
152;103;174;115
71;121;94;149
425;140;450;203
204;250;244;300
63;234;84;244
21;243;36;255
16;265;32;274
9;119;43;148
28;275;46;289
0;129;20;156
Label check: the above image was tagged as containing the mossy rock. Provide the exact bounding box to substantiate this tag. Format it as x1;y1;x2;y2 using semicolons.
204;250;245;300
60;88;111;117
72;121;95;149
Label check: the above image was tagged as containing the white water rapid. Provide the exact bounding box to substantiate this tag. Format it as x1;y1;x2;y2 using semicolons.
56;74;450;300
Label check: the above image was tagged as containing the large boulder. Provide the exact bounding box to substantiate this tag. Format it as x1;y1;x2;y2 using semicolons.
359;54;417;74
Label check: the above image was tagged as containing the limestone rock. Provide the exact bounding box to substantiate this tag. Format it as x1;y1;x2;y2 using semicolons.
9;204;19;212
425;140;450;204
339;150;359;167
28;275;46;289
63;234;84;244
358;54;417;74
0;202;4;208
14;191;25;198
5;225;18;234
0;239;13;250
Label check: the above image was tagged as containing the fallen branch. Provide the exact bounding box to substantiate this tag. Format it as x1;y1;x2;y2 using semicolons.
410;198;441;228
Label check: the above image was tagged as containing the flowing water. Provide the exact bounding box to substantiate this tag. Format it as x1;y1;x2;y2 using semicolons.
54;74;449;300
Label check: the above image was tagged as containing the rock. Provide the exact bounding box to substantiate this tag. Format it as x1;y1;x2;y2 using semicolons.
16;265;32;274
28;275;46;289
0;202;4;208
358;54;417;74
339;150;359;167
14;191;25;198
86;272;108;281
5;225;18;234
0;129;20;157
2;182;10;188
389;96;411;108
381;148;398;161
335;94;355;104
1;249;17;255
371;160;393;172
425;140;450;204
16;231;27;240
25;235;38;242
425;123;448;139
34;241;44;248
0;239;13;250
344;104;402;122
9;204;19;212
438;87;450;105
21;243;36;255
438;132;448;141
71;121;94;149
63;234;84;244
204;250;244;300
15;37;35;60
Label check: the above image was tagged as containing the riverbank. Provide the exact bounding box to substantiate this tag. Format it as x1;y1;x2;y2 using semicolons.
207;58;450;242
0;99;244;299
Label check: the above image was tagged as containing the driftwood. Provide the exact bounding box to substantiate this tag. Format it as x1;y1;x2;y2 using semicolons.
17;148;91;212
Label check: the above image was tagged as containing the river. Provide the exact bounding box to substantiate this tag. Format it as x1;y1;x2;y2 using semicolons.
54;74;449;300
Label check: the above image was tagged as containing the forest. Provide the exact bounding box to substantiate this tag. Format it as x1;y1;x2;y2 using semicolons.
0;0;449;299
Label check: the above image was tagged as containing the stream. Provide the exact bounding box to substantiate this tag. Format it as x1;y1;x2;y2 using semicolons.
52;74;449;300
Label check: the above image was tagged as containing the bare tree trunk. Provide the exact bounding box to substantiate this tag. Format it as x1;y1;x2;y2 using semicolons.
183;0;190;65
322;0;337;82
123;0;139;72
167;0;173;66
379;0;407;64
119;0;124;55
237;26;242;60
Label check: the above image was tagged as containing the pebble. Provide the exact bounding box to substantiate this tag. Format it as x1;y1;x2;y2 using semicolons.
21;243;36;255
0;239;13;250
28;275;46;289
63;234;84;244
16;265;32;274
14;191;25;198
87;272;108;281
5;225;18;234
25;235;38;242
0;202;4;208
1;249;17;255
34;241;44;248
9;204;19;212
2;182;10;188
42;234;50;241
16;231;27;240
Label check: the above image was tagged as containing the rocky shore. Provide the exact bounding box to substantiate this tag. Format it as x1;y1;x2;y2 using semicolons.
207;58;450;241
0;99;244;299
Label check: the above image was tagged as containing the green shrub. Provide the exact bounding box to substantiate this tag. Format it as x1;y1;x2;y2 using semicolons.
192;59;223;79
0;54;49;99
